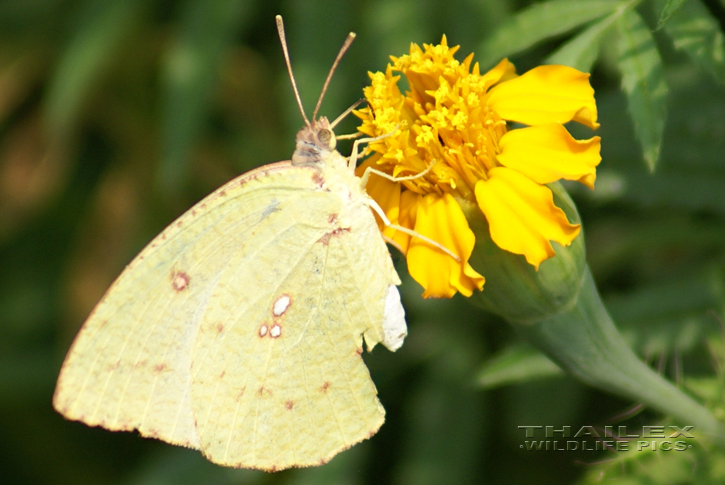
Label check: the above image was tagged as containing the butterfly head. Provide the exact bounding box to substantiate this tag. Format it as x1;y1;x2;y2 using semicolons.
291;117;337;166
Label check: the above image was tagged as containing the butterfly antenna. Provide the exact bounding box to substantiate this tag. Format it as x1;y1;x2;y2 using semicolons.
312;31;356;122
330;98;365;129
276;15;310;126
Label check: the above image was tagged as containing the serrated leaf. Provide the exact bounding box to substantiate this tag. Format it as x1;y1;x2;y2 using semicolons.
158;0;252;194
545;9;622;72
616;10;668;171
477;0;625;68
655;0;688;29
476;344;562;389
657;0;725;84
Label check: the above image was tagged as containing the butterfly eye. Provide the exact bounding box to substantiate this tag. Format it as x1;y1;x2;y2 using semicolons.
317;128;333;147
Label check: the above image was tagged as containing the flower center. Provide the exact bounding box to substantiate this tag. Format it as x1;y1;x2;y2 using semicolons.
357;39;507;203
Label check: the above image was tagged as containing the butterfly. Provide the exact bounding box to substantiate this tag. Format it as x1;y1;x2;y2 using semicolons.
53;15;407;472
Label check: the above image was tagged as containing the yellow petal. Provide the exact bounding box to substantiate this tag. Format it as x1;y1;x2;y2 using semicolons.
487;65;599;129
480;58;517;90
497;124;601;188
407;193;485;298
475;167;580;269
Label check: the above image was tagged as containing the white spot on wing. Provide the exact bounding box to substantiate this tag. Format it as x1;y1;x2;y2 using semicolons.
273;295;291;316
270;324;281;338
381;285;407;351
259;324;268;337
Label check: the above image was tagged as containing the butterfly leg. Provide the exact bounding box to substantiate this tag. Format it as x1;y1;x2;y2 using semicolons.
347;127;399;171
382;234;405;254
365;197;460;262
335;132;364;141
358;162;435;191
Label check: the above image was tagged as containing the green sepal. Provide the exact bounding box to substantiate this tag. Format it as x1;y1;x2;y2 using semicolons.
515;266;725;446
460;181;586;323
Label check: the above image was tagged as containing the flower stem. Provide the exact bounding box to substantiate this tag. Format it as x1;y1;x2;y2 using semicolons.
512;266;725;446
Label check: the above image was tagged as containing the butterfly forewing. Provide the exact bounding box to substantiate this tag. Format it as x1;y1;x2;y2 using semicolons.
53;163;328;448
54;159;403;471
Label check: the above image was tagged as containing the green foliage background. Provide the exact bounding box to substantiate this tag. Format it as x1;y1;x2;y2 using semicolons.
1;0;724;483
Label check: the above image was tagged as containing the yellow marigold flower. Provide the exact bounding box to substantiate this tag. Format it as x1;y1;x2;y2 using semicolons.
355;36;601;299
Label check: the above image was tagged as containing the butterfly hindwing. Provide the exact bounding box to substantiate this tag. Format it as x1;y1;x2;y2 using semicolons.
189;160;403;469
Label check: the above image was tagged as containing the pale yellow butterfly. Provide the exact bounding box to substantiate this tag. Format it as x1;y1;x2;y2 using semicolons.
53;16;408;472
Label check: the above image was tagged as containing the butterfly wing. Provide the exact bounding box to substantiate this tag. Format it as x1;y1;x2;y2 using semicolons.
189;180;402;470
53;161;404;470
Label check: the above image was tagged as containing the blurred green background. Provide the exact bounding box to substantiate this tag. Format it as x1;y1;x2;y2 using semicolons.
2;0;725;483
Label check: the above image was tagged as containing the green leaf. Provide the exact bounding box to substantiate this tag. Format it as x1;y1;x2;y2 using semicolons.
655;0;688;29
476;344;562;389
477;0;625;68
545;9;622;72
616;10;668;171
158;0;253;194
657;0;725;84
44;0;145;137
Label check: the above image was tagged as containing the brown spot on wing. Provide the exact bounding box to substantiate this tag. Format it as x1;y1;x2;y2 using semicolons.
312;172;324;187
317;233;332;246
319;381;330;393
285;400;294;410
152;363;168;374
171;270;190;291
317;227;351;246
216;323;224;334
328;213;338;223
